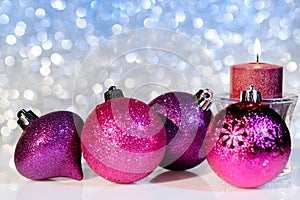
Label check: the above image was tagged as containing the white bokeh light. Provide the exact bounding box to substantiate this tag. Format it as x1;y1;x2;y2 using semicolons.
6;35;17;45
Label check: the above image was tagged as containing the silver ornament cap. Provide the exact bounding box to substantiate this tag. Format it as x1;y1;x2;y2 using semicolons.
17;109;39;130
104;86;124;101
193;89;213;111
240;85;262;103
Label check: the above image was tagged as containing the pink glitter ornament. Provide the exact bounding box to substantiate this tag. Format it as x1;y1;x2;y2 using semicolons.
205;86;291;188
14;110;84;180
81;86;166;184
149;89;213;171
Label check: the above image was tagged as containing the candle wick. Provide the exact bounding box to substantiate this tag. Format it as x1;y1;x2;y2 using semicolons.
256;54;259;63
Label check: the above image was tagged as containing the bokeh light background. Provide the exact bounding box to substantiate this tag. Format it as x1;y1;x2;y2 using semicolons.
1;0;300;169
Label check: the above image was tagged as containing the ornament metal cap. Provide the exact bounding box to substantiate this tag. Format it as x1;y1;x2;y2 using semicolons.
104;86;124;101
240;85;262;103
17;109;39;130
193;89;213;111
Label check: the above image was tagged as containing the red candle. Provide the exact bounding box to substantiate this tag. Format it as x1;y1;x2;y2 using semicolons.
230;39;283;99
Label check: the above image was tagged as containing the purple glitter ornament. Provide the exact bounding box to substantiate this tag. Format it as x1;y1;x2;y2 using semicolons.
14;110;84;180
205;86;291;188
81;86;166;184
149;90;213;171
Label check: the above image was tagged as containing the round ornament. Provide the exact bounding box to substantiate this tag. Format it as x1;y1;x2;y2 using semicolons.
205;86;291;188
14;109;84;180
81;86;166;184
149;89;213;170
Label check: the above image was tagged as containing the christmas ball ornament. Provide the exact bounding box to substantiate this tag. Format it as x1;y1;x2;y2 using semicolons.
14;109;84;180
205;86;291;188
149;89;213;170
81;86;166;184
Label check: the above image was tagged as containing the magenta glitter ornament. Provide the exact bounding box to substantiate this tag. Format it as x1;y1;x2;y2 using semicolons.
205;86;291;188
81;86;166;184
14;109;84;180
149;89;213;171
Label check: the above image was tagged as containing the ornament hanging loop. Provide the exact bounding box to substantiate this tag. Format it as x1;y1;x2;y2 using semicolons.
240;85;262;103
104;86;124;101
17;109;38;130
194;89;213;111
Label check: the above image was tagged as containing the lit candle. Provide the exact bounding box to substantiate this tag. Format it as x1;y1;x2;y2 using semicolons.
230;39;283;99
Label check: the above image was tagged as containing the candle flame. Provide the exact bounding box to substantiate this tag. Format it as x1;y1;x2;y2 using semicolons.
254;38;261;58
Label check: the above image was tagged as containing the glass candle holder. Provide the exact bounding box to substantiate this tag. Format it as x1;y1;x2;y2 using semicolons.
211;93;298;174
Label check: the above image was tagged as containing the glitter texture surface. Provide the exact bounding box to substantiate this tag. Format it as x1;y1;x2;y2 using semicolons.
14;111;84;180
205;102;291;188
230;63;283;98
81;97;166;183
149;92;212;170
1;0;300;175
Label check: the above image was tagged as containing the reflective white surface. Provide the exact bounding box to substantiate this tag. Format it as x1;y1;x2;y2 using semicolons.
1;140;300;200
